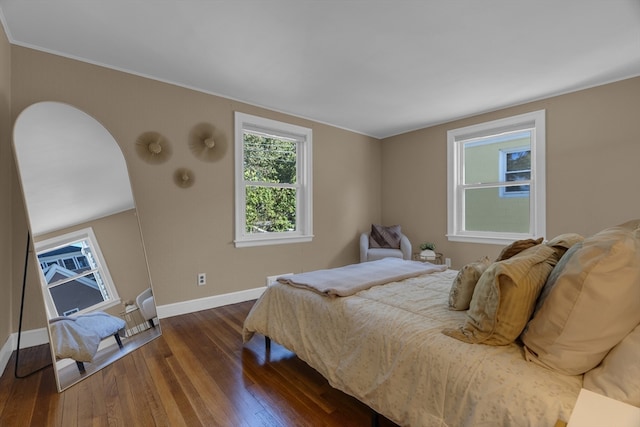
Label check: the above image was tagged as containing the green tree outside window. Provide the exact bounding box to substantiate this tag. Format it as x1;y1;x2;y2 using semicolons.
243;133;297;233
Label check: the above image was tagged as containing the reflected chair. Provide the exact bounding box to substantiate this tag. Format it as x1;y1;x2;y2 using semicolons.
136;288;157;328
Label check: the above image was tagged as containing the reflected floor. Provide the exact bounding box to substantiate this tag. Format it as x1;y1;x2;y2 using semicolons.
56;325;161;391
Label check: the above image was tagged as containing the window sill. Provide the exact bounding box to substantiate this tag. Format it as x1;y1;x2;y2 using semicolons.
447;233;539;246
235;234;314;248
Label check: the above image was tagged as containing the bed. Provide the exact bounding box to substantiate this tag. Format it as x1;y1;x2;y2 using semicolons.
243;221;640;426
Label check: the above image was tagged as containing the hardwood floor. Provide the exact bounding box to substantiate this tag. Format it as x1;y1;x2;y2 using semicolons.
0;301;399;427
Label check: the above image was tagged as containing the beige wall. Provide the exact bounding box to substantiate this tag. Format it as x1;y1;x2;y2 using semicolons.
6;36;639;336
10;46;382;322
382;76;640;269
0;21;12;348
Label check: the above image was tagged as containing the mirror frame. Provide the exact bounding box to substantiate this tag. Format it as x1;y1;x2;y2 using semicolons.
12;101;161;391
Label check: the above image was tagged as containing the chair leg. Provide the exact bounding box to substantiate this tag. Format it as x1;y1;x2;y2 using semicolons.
114;333;123;348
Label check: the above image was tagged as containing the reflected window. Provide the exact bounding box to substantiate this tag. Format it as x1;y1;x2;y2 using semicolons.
35;227;120;317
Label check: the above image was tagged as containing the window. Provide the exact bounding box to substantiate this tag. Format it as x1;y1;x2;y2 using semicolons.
447;110;545;245
499;145;531;198
35;227;120;317
234;112;313;247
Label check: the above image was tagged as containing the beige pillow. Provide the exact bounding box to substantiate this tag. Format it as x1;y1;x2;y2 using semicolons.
583;323;640;407
496;237;543;261
521;219;640;375
448;256;492;311
443;244;558;345
545;232;585;258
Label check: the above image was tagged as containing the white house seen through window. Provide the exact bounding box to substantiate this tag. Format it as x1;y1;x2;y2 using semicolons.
35;227;120;317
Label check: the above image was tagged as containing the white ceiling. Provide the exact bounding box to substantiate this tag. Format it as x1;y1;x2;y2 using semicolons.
1;1;640;138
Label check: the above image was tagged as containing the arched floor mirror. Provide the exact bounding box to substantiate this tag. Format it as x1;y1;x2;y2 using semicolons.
13;101;161;392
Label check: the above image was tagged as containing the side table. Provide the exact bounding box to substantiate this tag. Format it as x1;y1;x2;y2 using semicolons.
413;252;444;265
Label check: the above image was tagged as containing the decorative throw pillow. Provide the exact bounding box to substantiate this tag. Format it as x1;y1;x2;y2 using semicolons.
545;232;585;259
443;244;558;345
496;237;544;261
521;219;640;375
448;256;492;311
369;224;401;249
583;323;640;407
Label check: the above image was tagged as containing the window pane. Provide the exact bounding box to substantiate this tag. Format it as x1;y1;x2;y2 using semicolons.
506;150;531;172
49;273;106;316
505;171;531;183
245;186;296;233
464;187;530;233
504;182;530;193
243;133;297;184
76;255;89;269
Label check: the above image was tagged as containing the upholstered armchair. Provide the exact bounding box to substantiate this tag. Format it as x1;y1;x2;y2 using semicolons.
136;288;157;328
360;224;412;262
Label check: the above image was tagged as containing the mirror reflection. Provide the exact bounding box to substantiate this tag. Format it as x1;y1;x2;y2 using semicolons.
13;101;161;391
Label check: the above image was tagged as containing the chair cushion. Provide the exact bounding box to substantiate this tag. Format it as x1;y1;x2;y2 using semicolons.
366;248;404;261
369;224;401;249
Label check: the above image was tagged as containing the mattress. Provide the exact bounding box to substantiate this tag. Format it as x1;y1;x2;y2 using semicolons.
243;268;582;427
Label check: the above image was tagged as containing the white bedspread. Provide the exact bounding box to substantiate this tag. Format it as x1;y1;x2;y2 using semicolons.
277;257;447;297
243;269;582;427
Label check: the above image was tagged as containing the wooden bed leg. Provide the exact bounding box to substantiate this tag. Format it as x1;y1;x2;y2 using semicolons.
371;411;379;427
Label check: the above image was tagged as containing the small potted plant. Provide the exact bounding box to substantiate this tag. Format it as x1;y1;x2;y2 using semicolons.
419;242;437;260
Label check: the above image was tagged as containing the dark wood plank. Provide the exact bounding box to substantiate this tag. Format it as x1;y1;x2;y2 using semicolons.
0;301;398;427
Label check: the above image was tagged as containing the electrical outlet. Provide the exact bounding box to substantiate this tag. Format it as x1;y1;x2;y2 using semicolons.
198;273;206;286
445;258;452;268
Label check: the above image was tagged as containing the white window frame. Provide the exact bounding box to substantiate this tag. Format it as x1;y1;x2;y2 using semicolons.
34;227;120;318
447;110;546;245
234;112;313;247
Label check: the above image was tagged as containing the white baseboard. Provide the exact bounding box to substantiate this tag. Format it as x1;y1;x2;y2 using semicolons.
0;327;49;379
0;287;266;377
0;337;13;378
157;286;266;319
